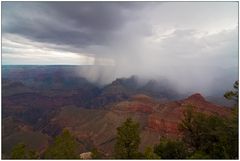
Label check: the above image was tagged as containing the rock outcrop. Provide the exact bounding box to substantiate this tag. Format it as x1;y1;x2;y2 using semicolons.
80;152;92;159
146;93;231;137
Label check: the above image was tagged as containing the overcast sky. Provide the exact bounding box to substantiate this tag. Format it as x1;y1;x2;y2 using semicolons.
2;2;238;95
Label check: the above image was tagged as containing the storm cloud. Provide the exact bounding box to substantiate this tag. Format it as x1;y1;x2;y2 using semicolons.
2;2;138;48
2;2;238;96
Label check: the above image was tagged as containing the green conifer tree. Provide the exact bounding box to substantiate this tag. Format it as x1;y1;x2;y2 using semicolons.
114;118;141;159
44;129;78;159
11;143;39;159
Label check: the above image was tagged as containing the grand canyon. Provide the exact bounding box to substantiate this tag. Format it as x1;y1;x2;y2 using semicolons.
2;65;235;158
2;1;238;159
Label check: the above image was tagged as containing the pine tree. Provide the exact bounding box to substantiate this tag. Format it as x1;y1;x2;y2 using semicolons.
154;138;188;159
144;146;160;159
224;80;238;104
44;129;78;159
114;118;141;159
11;143;39;159
11;143;27;159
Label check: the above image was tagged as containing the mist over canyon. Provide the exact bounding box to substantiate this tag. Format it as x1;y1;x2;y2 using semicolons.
2;2;238;159
2;65;236;107
2;65;236;158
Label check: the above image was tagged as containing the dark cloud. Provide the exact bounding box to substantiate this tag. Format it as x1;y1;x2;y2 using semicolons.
2;2;140;48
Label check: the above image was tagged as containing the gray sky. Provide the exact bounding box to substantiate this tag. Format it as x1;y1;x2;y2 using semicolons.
2;2;238;95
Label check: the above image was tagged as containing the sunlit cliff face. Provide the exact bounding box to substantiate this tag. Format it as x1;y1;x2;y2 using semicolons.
2;2;238;96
